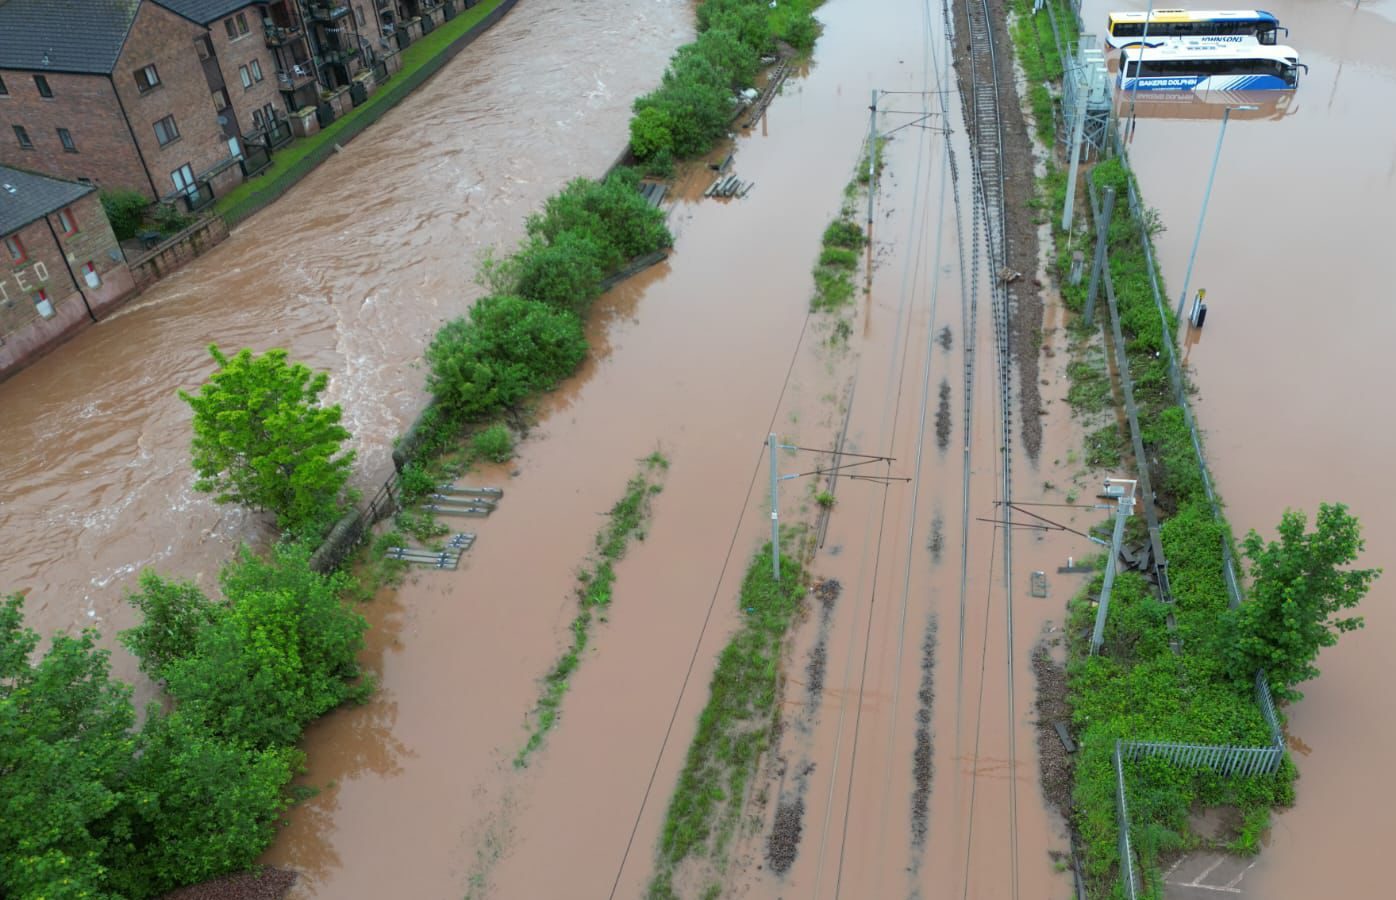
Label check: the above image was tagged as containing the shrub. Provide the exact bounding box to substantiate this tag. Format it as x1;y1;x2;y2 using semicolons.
822;218;866;250
506;232;608;316
426;295;588;422
472;424;515;463
100;189;149;241
819;246;858;269
121;572;225;679
527;171;672;271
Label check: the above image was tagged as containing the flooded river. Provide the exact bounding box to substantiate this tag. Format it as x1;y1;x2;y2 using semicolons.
1081;0;1396;895
0;0;690;687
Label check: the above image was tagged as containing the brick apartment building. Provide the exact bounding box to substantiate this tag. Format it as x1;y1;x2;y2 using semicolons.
0;164;135;380
0;0;399;205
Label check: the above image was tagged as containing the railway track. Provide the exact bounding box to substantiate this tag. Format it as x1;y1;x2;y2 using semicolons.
954;0;1019;897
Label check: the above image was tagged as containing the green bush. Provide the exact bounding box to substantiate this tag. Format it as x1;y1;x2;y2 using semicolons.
426;295;588;422
822;218;866;250
505;232;607;316
121;571;226;679
100;189;150;241
819;246;858;269
472;424;515;463
526;171;672;271
161;544;369;749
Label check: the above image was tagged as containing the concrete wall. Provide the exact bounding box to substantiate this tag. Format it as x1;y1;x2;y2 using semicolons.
127;215;230;292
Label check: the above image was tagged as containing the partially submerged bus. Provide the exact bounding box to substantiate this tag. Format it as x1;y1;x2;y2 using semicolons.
1105;9;1288;49
1118;42;1306;91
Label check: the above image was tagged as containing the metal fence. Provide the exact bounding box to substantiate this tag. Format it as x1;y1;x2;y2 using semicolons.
1113;742;1142;900
1121;740;1283;778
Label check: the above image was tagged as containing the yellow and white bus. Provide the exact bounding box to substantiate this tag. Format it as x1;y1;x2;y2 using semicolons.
1104;9;1287;49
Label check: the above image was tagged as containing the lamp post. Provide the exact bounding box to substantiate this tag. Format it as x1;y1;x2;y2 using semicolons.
1173;105;1259;322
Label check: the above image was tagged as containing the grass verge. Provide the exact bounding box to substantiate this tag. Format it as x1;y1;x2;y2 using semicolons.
515;451;670;766
647;546;807;899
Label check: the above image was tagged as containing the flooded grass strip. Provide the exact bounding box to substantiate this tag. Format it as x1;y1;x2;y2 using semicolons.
1006;1;1299;893
647;548;807;899
515;452;670;767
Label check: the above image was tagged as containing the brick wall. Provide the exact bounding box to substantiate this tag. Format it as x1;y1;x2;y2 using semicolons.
127;215;229;292
0;71;155;197
211;12;286;134
115;2;236;199
0;190;136;381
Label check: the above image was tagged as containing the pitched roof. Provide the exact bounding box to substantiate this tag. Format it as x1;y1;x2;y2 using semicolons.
153;0;261;26
0;0;142;75
0;166;95;237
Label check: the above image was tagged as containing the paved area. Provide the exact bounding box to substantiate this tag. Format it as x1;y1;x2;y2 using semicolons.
1163;851;1257;897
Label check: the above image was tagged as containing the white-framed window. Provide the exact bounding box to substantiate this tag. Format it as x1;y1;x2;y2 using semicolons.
239;65;252;89
82;261;101;288
171;163;196;196
224;12;250;40
250;59;264;83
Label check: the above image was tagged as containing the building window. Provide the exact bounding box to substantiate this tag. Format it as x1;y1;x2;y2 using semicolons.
82;262;101;288
134;64;161;93
153;115;180;147
57;208;79;236
225;12;250;39
250;59;264;83
34;75;53;98
171;163;195;196
262;102;277;123
57;127;76;152
5;235;26;263
196;34;214;60
77;177;93;185
34;289;53;319
239;65;252;89
0;75;8;95
212;88;229;112
12;125;32;149
356;6;367;26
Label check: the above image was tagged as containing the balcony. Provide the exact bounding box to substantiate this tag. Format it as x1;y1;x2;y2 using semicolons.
307;3;351;22
263;22;302;47
322;47;360;66
276;64;315;88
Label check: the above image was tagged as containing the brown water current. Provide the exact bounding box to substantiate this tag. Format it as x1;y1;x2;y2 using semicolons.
1083;1;1396;895
0;0;689;683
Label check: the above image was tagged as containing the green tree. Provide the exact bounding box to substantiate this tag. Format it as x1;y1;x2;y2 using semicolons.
163;544;369;748
179;345;355;536
121;571;225;679
425;295;588;422
1229;503;1380;701
0;596;135;899
108;709;299;898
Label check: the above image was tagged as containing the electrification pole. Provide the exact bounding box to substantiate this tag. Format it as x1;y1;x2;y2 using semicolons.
769;432;781;581
1061;80;1088;232
1084;185;1115;327
1090;478;1137;655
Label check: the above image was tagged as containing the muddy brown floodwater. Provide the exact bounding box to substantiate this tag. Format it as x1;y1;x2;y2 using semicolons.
0;0;690;686
1083;1;1396;896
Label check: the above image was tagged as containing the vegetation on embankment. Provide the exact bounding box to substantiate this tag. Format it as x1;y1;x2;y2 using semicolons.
628;0;823;168
516;452;670;767
0;544;371;898
1004;2;1311;895
648;547;808;899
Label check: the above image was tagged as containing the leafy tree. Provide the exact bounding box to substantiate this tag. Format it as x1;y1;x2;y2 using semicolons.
526;172;672;270
107;709;299;898
425;296;587;422
679;26;760;88
163;544;369;748
697;0;773;54
179;345;356;536
99;189;150;242
630;106;677;162
1228;503;1380;701
0;596;135;899
121;571;225;679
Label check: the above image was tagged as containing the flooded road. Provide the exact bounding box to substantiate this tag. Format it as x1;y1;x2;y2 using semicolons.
1082;0;1396;895
0;0;690;688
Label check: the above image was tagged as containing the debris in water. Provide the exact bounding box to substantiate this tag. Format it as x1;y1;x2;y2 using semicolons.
766;797;805;874
937;326;953;351
910;618;937;851
928;513;944;562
